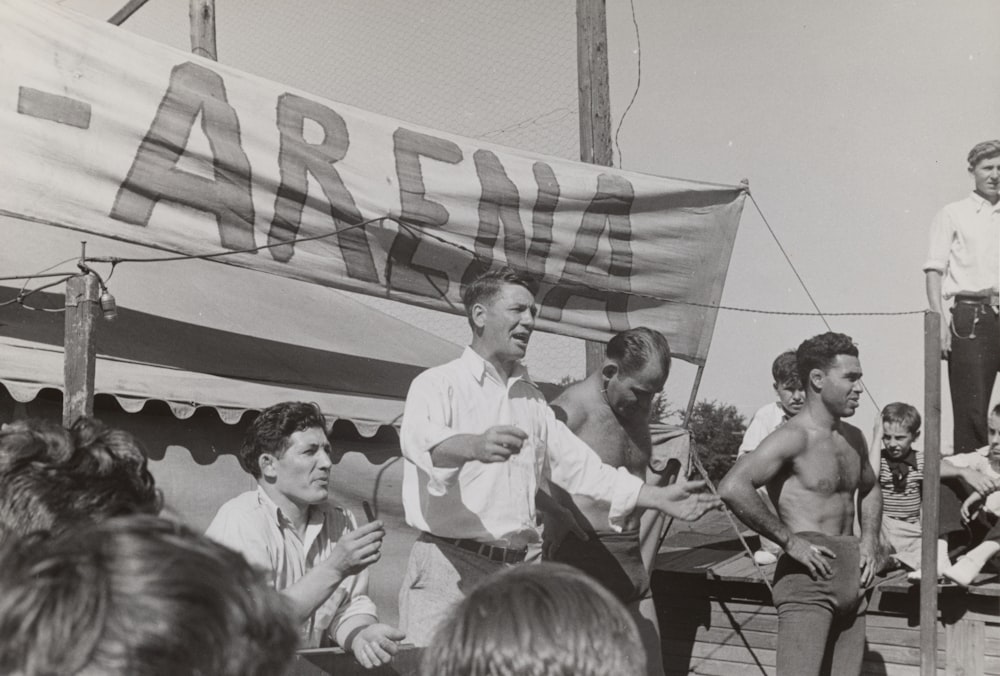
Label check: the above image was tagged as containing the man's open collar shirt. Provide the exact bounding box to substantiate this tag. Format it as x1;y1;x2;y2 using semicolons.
924;191;1000;299
206;487;376;647
400;347;642;548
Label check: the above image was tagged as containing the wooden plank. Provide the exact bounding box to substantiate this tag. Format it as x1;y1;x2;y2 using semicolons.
922;310;942;676
289;647;421;676
946;619;985;676
666;659;775;676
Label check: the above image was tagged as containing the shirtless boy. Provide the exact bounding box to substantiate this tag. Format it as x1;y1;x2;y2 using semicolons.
545;327;672;676
719;332;884;676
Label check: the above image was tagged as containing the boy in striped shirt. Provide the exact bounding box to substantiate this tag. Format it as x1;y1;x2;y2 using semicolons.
877;403;923;572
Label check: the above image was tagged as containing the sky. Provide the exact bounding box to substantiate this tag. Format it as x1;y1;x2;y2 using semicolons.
51;0;1000;448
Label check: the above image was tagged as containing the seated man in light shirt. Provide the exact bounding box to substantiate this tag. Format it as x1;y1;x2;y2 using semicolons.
398;266;723;647
207;401;403;669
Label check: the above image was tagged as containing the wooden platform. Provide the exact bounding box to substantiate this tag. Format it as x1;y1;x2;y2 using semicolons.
653;514;1000;676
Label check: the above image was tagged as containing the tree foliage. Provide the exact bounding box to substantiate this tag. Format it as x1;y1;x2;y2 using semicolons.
680;399;747;484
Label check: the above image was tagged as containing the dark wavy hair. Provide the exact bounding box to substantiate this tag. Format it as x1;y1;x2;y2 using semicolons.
421;562;645;676
0;417;160;538
238;401;327;478
795;332;858;387
0;515;297;676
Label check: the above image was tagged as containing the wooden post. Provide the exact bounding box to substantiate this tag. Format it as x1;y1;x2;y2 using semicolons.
190;0;218;61
63;273;100;426
920;310;942;676
576;0;612;375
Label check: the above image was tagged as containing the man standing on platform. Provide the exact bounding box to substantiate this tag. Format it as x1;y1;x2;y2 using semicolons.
719;332;884;676
544;326;673;676
398;267;721;647
924;140;1000;456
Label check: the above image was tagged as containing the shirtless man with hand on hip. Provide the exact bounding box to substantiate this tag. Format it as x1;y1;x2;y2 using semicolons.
719;331;884;676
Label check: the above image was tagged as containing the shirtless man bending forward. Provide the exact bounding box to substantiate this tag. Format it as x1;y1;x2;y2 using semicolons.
719;332;884;676
545;327;675;676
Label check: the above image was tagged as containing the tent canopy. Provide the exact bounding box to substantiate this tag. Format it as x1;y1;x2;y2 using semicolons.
1;218;461;434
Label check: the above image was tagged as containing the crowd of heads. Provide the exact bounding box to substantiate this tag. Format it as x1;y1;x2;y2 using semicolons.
0;415;299;676
0;515;297;676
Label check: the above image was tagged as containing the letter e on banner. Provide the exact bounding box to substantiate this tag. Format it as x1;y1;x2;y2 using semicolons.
390;127;462;298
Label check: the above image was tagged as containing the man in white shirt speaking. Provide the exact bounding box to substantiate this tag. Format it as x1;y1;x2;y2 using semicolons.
398;266;722;646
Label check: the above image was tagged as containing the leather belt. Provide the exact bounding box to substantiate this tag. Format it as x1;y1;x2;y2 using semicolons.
430;534;527;564
954;293;1000;306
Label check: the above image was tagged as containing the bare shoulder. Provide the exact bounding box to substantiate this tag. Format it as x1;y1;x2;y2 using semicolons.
839;421;869;453
550;381;590;429
754;419;810;461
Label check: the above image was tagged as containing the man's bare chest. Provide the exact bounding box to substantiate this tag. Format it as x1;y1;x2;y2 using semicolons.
574;411;650;476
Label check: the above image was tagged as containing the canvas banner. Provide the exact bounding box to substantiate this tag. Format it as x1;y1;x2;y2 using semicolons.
0;0;744;364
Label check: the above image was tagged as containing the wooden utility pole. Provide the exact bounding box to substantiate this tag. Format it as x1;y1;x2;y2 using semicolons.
63;272;100;426
920;311;942;676
190;0;218;61
576;0;613;374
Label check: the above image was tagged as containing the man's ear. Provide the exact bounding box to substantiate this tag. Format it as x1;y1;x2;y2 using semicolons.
912;430;921;442
809;368;825;391
601;362;619;383
470;303;488;330
259;453;278;479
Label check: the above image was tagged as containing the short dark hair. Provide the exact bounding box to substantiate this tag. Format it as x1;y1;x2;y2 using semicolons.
238;402;327;478
795;332;859;386
605;327;671;377
421;562;645;676
0;515;298;676
881;402;921;435
771;350;801;388
968;140;1000;168
0;418;160;539
459;266;539;325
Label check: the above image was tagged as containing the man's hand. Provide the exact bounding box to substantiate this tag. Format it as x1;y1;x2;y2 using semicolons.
940;320;951;358
472;425;528;463
961;492;985;523
959;468;1000;496
859;539;883;588
324;521;385;578
351;623;405;670
784;535;835;580
649;480;722;521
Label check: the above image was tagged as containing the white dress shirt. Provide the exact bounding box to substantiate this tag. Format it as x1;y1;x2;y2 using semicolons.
738;402;790;457
400;347;643;547
924;192;1000;298
945;447;1000;516
206;488;377;647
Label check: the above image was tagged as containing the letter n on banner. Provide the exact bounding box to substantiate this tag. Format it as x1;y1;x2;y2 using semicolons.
543;173;634;331
110;62;255;250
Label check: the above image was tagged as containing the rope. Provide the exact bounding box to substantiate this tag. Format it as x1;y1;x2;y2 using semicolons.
687;447;775;595
614;0;642;168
